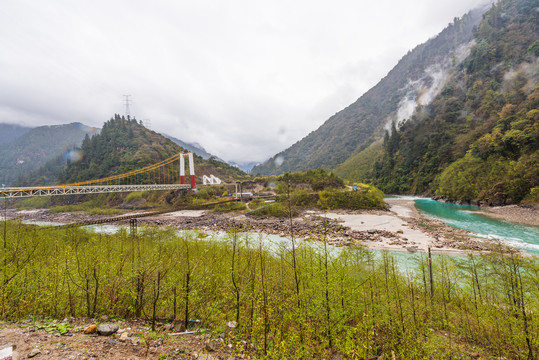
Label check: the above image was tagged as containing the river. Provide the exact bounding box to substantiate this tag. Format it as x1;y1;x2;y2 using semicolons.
413;198;539;255
17;197;539;256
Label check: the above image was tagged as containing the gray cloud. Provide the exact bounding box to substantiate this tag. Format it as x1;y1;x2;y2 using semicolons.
0;0;490;163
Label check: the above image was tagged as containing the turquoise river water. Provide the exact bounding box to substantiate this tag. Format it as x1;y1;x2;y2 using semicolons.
413;198;539;255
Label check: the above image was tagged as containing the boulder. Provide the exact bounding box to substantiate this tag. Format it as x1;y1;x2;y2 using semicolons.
204;339;217;352
27;349;41;358
84;324;97;334
406;246;418;253
226;321;237;329
119;332;129;342
97;324;119;336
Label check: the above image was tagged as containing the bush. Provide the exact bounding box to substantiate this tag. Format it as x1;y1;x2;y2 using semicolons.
16;196;52;209
318;186;385;209
278;169;344;191
49;200;122;215
290;189;318;207
124;191;149;203
522;186;539;204
212;201;247;212
249;202;297;217
248;198;266;210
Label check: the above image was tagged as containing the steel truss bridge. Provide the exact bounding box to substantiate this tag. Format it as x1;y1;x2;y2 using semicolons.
0;152;196;199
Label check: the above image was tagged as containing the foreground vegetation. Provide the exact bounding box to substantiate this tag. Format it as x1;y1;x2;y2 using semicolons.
1;221;537;359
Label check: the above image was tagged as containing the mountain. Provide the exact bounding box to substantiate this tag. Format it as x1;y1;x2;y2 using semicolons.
163;134;217;160
229;161;259;173
252;0;538;205
370;0;538;204
58;115;245;185
165;134;259;173
252;5;488;175
0;123;32;144
0;122;97;185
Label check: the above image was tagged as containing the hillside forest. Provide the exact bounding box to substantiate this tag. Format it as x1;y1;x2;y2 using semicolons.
371;0;538;204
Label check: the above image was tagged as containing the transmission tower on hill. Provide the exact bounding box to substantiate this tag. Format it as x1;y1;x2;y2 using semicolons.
144;118;152;129
123;94;132;117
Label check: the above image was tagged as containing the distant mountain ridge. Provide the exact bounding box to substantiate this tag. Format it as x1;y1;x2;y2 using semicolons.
0;123;32;144
164;133;259;172
252;6;487;175
230;161;260;173
163;134;217;160
0;122;97;185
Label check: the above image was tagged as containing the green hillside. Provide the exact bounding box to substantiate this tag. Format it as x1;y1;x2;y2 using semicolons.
0;122;96;185
58;114;245;185
334;139;384;182
371;0;538;204
252;7;486;175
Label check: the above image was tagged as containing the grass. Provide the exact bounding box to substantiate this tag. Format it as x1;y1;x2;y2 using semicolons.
16;196;52;209
49;202;123;215
212;201;247;212
249;202;298;217
1;221;537;358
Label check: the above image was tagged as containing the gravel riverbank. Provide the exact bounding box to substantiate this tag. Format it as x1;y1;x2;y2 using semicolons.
481;204;539;227
5;198;504;255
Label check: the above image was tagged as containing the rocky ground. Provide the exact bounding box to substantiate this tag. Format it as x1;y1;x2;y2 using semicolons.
0;317;254;360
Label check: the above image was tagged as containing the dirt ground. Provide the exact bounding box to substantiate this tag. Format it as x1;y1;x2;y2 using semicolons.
0;319;246;360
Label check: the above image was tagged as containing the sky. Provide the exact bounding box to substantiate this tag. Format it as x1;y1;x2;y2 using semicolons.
0;0;491;164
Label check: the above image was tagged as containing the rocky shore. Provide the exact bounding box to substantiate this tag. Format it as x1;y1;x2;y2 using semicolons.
431;196;539;227
5;198;505;254
482;204;539;227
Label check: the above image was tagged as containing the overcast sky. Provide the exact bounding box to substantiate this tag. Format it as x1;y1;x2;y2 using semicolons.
0;0;490;163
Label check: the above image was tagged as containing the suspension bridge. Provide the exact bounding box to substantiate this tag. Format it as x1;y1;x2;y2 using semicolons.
0;152;197;199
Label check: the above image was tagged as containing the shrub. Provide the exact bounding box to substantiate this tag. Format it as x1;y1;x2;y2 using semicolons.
290;189;318;207
16;196;52;209
249;202;297;217
318;186;385;209
212;202;247;212
124;191;149;203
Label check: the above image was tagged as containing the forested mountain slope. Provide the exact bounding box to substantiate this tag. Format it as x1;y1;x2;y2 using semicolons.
252;7;486;175
0;123;31;144
371;0;538;204
57;115;245;185
0;122;96;185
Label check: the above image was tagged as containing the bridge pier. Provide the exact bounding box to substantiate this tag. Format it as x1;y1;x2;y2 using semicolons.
179;153;196;189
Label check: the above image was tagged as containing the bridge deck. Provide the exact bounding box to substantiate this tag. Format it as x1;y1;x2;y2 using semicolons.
0;184;192;198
